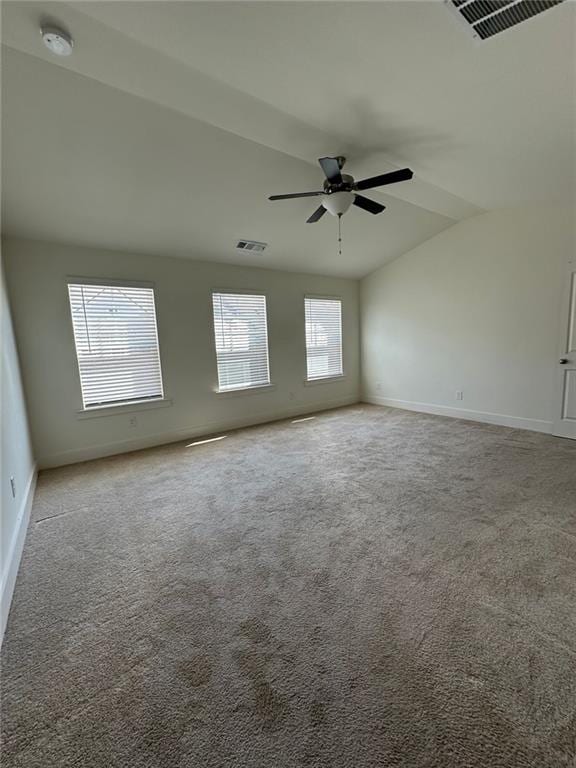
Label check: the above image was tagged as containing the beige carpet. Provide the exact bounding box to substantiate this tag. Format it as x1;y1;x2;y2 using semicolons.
2;405;575;767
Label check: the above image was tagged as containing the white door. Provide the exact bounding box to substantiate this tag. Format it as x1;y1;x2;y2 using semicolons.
553;262;576;439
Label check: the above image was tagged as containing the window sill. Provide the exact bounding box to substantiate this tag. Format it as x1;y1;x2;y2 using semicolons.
304;375;346;387
76;398;173;419
215;383;276;397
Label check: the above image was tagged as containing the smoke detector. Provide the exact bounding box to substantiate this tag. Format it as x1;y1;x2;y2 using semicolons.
236;240;267;253
41;26;74;56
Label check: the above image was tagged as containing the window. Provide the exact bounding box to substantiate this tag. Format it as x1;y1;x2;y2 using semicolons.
212;292;270;391
68;282;164;409
305;296;343;381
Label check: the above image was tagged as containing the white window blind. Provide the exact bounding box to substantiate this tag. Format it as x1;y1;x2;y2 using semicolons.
68;283;164;409
212;292;270;391
305;297;343;380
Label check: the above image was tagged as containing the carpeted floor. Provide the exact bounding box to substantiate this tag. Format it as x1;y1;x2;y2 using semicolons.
2;404;575;767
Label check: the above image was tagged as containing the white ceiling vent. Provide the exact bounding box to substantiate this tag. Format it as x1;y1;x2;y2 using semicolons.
446;0;566;40
236;240;267;253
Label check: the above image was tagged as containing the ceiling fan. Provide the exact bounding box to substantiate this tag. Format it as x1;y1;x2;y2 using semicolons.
268;156;413;223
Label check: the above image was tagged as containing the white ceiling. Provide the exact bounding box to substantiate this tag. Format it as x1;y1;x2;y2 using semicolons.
2;1;574;278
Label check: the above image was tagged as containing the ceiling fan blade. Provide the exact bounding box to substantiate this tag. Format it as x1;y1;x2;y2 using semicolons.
354;168;413;191
306;205;327;223
353;195;386;215
269;191;323;200
318;157;343;185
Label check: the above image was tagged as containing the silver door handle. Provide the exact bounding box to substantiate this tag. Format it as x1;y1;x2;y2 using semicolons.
559;358;569;364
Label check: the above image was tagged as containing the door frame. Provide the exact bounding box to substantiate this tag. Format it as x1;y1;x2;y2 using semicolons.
552;256;576;439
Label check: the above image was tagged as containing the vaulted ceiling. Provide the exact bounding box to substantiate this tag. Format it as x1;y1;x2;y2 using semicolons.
2;1;574;277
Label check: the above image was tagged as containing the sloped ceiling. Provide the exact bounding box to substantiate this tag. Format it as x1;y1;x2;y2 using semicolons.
2;1;573;278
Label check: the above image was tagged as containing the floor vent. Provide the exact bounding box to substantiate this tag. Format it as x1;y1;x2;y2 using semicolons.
236;240;267;253
446;0;566;40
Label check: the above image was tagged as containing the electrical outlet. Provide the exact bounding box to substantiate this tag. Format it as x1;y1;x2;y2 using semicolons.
289;391;296;401
456;391;464;401
128;415;138;428
10;476;16;498
376;382;382;392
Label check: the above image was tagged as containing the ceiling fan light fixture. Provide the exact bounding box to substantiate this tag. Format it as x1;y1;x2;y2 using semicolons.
321;191;354;217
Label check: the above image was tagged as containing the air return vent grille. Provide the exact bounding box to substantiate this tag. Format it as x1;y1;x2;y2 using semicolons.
236;240;267;253
446;0;566;40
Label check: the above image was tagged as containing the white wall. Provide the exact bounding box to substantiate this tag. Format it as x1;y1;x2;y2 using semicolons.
1;257;36;640
361;205;572;433
3;238;359;468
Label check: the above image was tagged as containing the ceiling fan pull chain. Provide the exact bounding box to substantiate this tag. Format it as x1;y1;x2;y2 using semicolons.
338;213;342;257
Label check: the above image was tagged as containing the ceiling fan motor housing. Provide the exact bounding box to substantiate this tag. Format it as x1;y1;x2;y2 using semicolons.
323;173;354;193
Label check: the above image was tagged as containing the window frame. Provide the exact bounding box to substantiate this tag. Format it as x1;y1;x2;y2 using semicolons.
304;294;344;383
66;276;166;412
210;289;272;394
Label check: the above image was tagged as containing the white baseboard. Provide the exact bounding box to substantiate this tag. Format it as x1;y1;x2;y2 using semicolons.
363;394;553;434
1;465;37;645
38;396;360;469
